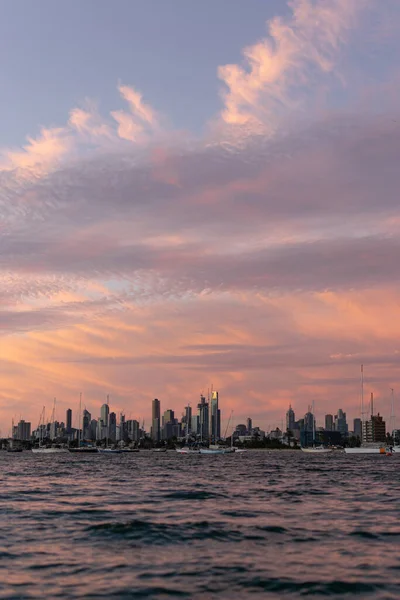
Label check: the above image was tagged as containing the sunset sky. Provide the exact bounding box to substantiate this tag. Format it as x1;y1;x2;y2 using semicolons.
1;0;400;434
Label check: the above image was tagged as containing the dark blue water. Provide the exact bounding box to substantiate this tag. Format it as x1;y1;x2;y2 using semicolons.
1;450;400;599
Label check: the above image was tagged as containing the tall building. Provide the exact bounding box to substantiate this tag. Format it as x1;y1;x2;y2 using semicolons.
163;409;175;440
15;420;31;440
66;408;72;432
198;395;209;441
100;403;109;428
247;417;253;434
325;414;333;431
286;405;295;431
83;409;91;439
152;398;161;442
210;391;220;442
126;419;140;442
184;405;192;435
353;418;362;438
363;414;386;443
109;412;117;441
334;409;348;437
304;408;315;432
191;415;199;435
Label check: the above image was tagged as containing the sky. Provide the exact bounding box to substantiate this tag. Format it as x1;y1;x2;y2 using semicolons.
1;0;400;435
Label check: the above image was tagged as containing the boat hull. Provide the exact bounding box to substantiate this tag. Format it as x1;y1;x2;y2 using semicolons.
344;447;399;454
97;448;122;454
32;447;69;453
68;447;98;453
301;447;333;454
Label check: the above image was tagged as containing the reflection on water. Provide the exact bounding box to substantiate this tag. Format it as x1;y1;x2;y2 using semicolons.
1;451;400;599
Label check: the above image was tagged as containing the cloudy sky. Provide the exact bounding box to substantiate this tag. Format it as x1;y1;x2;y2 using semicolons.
1;0;400;434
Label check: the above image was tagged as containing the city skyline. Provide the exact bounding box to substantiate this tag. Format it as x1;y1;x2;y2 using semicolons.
2;0;400;427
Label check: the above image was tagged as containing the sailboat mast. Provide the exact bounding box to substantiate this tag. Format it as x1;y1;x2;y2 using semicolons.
79;392;82;446
312;401;315;445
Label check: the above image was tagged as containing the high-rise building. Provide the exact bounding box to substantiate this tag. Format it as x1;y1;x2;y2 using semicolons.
353;418;362;438
15;420;31;440
198;395;209;441
152;398;161;442
191;415;199;435
363;414;386;443
100;403;109;428
210;391;220;442
286;405;295;431
304;408;315;432
247;417;253;434
109;412;117;441
184;405;192;435
334;409;348;436
83;409;91;439
325;414;333;431
126;419;140;442
163;409;175;440
66;409;72;432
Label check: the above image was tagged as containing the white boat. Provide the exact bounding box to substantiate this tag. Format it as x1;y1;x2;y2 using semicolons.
97;447;122;454
200;447;229;455
176;447;200;454
301;446;332;454
32;446;68;453
152;447;167;453
344;446;400;455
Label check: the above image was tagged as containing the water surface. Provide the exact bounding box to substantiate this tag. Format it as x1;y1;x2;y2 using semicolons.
1;450;400;599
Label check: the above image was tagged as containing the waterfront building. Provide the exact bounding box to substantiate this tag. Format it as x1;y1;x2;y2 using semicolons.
210;391;221;442
325;414;333;431
197;395;209;441
353;418;362;439
109;412;117;441
363;414;386;443
152;398;161;442
286;405;295;431
334;409;348;437
191;415;199;435
14;420;31;440
66;408;72;432
100;403;109;428
83;409;91;439
126;419;140;442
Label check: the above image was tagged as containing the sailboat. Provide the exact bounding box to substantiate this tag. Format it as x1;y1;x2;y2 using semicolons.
69;393;98;453
301;401;332;454
32;402;68;453
97;395;122;454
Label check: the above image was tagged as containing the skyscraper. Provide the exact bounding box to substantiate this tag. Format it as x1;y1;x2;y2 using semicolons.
325;414;333;431
334;409;348;437
83;409;91;439
109;412;117;441
353;418;362;438
66;408;72;432
198;395;209;441
286;405;295;431
152;398;161;442
247;417;253;434
210;391;220;442
100;403;109;428
185;405;192;435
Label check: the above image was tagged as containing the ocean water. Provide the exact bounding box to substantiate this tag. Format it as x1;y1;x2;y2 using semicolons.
1;450;400;599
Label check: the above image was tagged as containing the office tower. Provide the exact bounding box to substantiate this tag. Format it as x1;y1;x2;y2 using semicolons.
363;397;386;443
82;409;91;439
100;403;109;428
325;414;333;431
334;409;348;436
210;391;220;442
90;419;97;441
162;409;174;440
126;419;140;442
66;408;72;432
198;395;209;440
286;405;295;431
109;412;117;441
16;420;31;440
152;398;161;442
191;415;199;435
353;418;362;438
304;407;315;432
185;405;192;434
247;417;253;434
